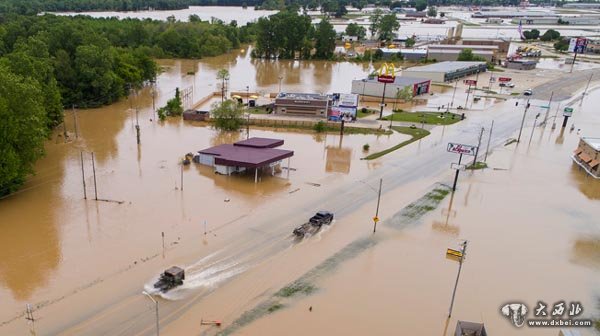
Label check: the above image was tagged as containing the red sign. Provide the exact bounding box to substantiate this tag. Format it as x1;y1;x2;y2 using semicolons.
498;77;512;82
463;79;477;86
377;75;395;83
447;142;477;156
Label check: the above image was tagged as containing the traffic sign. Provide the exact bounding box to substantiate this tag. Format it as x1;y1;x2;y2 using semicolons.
498;77;512;82
446;248;463;258
463;79;477;86
373;216;379;223
447;142;478;156
563;107;574;117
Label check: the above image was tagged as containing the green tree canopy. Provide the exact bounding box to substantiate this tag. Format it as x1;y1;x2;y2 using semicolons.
211;100;244;131
378;13;400;41
457;48;487;62
314;18;336;59
345;23;366;40
157;87;183;121
540;29;561;41
415;0;427;11
427;6;437;17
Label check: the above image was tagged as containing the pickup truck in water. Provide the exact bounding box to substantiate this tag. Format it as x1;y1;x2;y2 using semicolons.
293;211;334;238
153;266;185;292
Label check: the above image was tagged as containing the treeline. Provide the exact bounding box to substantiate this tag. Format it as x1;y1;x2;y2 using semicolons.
0;14;253;196
252;10;336;59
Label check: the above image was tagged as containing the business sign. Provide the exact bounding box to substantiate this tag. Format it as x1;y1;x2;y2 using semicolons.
447;142;477;156
568;37;588;53
563;107;574;117
463;79;477;86
498;77;512;82
338;93;359;107
447;248;463;258
377;63;396;83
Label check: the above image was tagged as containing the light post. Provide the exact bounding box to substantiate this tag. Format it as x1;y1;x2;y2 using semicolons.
246;86;249;107
278;76;283;93
142;291;159;336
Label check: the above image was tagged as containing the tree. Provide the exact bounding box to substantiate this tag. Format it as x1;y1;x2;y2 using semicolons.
315;19;337;59
440;12;445;17
457;48;486;62
353;0;367;10
157;87;183;120
540;29;561;41
405;36;416;47
390;1;403;9
427;6;437;17
523;29;540;40
211;100;244;131
217;68;230;101
378;13;400;41
415;0;427;11
370;9;383;38
554;38;569;51
0;64;48;197
345;23;366;40
396;85;413;103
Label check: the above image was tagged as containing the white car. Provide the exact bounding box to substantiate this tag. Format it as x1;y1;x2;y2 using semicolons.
499;82;515;88
523;89;533;96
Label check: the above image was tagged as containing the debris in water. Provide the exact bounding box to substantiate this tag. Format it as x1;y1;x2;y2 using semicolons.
289;188;300;194
201;319;222;327
224;198;230;202
305;182;321;187
309;306;312;312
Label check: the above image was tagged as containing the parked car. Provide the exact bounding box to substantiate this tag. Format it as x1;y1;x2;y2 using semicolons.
523;89;533;96
500;82;515;88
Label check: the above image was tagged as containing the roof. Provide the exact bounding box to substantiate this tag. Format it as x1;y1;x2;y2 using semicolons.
276;92;328;101
379;48;428;55
428;50;494;56
356;76;430;85
582;137;600;151
234;137;284;148
508;59;537;64
473;10;556;17
199;144;294;168
428;44;499;50
402;61;487;73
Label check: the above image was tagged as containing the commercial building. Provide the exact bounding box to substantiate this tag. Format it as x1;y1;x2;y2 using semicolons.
351;76;430;99
572;137;600;178
183;109;210;121
427;44;500;62
196;137;294;182
460;38;510;54
401;61;487;82
505;59;537;70
472;10;556;19
274;92;330;117
378;47;428;61
406;12;426;18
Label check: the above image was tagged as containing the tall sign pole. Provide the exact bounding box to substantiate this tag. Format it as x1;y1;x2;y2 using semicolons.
448;240;468;318
373;178;382;233
376;63;396;120
448;143;478;191
517;99;530;143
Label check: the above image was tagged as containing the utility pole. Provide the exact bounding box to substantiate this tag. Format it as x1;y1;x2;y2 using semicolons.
464;84;471;108
484;120;494;163
180;161;184;191
517;99;530;143
91;152;98;201
449;79;458;111
448;240;468;318
570;49;579;73
379;82;388;120
529;113;540;145
373;178;382;233
278;76;283;93
63;119;68;143
135;108;140;145
473;127;485;165
25;304;35;323
72;105;79;139
80;151;87;199
542;91;553;125
142;291;159;336
452;153;463;192
580;73;593;106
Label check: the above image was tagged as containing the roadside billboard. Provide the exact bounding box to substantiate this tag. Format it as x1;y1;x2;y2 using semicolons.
568;37;588;53
447;142;477;156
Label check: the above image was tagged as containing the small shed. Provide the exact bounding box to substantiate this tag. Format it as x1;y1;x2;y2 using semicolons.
183;109;210;121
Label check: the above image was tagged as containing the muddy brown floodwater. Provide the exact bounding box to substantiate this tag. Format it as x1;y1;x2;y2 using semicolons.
0;47;405;335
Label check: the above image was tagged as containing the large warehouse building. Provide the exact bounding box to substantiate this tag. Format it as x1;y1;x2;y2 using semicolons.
351;76;431;99
427;44;499;62
401;61;487;82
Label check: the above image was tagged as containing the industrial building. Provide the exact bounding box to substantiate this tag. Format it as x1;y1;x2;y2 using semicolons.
351;76;430;99
472;10;556;19
573;137;600;178
505;59;537;70
401;61;487;82
427;44;499;62
274;93;330;117
196;137;294;182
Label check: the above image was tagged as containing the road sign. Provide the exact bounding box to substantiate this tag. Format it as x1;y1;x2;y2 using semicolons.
569;37;588;53
563;107;574;117
447;142;477;156
463;79;477;86
373;216;379;223
377;75;395;83
446;248;463;258
451;163;466;171
498;77;512;82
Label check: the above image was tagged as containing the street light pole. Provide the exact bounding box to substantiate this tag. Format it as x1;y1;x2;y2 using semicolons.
142;291;159;336
449;79;458;112
517;99;530;143
373;178;382;233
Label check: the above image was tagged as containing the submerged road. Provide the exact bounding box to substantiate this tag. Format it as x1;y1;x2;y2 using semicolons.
58;69;599;336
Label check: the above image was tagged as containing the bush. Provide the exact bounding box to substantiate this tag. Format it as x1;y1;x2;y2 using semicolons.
363;143;370;151
211;100;244;131
313;120;326;133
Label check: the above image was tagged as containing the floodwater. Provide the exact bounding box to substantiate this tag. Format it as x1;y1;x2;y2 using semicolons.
0;48;405;335
237;85;600;335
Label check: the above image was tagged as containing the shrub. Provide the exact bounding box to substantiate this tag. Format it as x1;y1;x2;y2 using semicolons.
313;120;326;133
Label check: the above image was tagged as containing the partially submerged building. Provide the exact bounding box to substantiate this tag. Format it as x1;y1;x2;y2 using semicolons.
401;61;487;82
351;76;431;98
573;137;600;178
183;109;210;121
196;137;294;182
427;44;500;62
274;92;330;117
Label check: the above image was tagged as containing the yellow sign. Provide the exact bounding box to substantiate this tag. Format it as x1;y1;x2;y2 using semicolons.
446;248;463;258
376;63;396;78
373;216;379;223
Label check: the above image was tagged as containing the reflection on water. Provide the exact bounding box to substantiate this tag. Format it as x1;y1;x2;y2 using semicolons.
571;238;600;269
570;164;600;200
326;146;352;174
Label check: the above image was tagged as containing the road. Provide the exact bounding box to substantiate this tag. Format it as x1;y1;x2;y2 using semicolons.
58;68;598;336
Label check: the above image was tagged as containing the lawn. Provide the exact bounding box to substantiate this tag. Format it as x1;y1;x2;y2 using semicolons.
247;106;270;114
356;108;379;118
363;126;430;160
381;111;462;125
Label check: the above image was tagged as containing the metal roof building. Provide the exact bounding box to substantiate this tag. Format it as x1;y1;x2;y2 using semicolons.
351;76;431;98
401;61;487;82
196;137;294;182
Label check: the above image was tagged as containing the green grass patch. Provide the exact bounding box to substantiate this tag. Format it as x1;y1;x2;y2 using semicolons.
489;68;505;72
275;282;316;298
510;92;520;96
381;111;462;125
466;161;488;170
267;303;284;313
504;138;517;146
247;106;269;114
356;108;378;118
248;120;391;135
363;126;430;160
387;185;452;227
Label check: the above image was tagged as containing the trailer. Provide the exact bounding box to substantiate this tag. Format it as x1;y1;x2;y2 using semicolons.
293;211;334;238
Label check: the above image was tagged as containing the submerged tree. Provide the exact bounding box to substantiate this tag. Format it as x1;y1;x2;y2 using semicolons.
157;87;183;121
217;68;230;102
211;100;244;131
